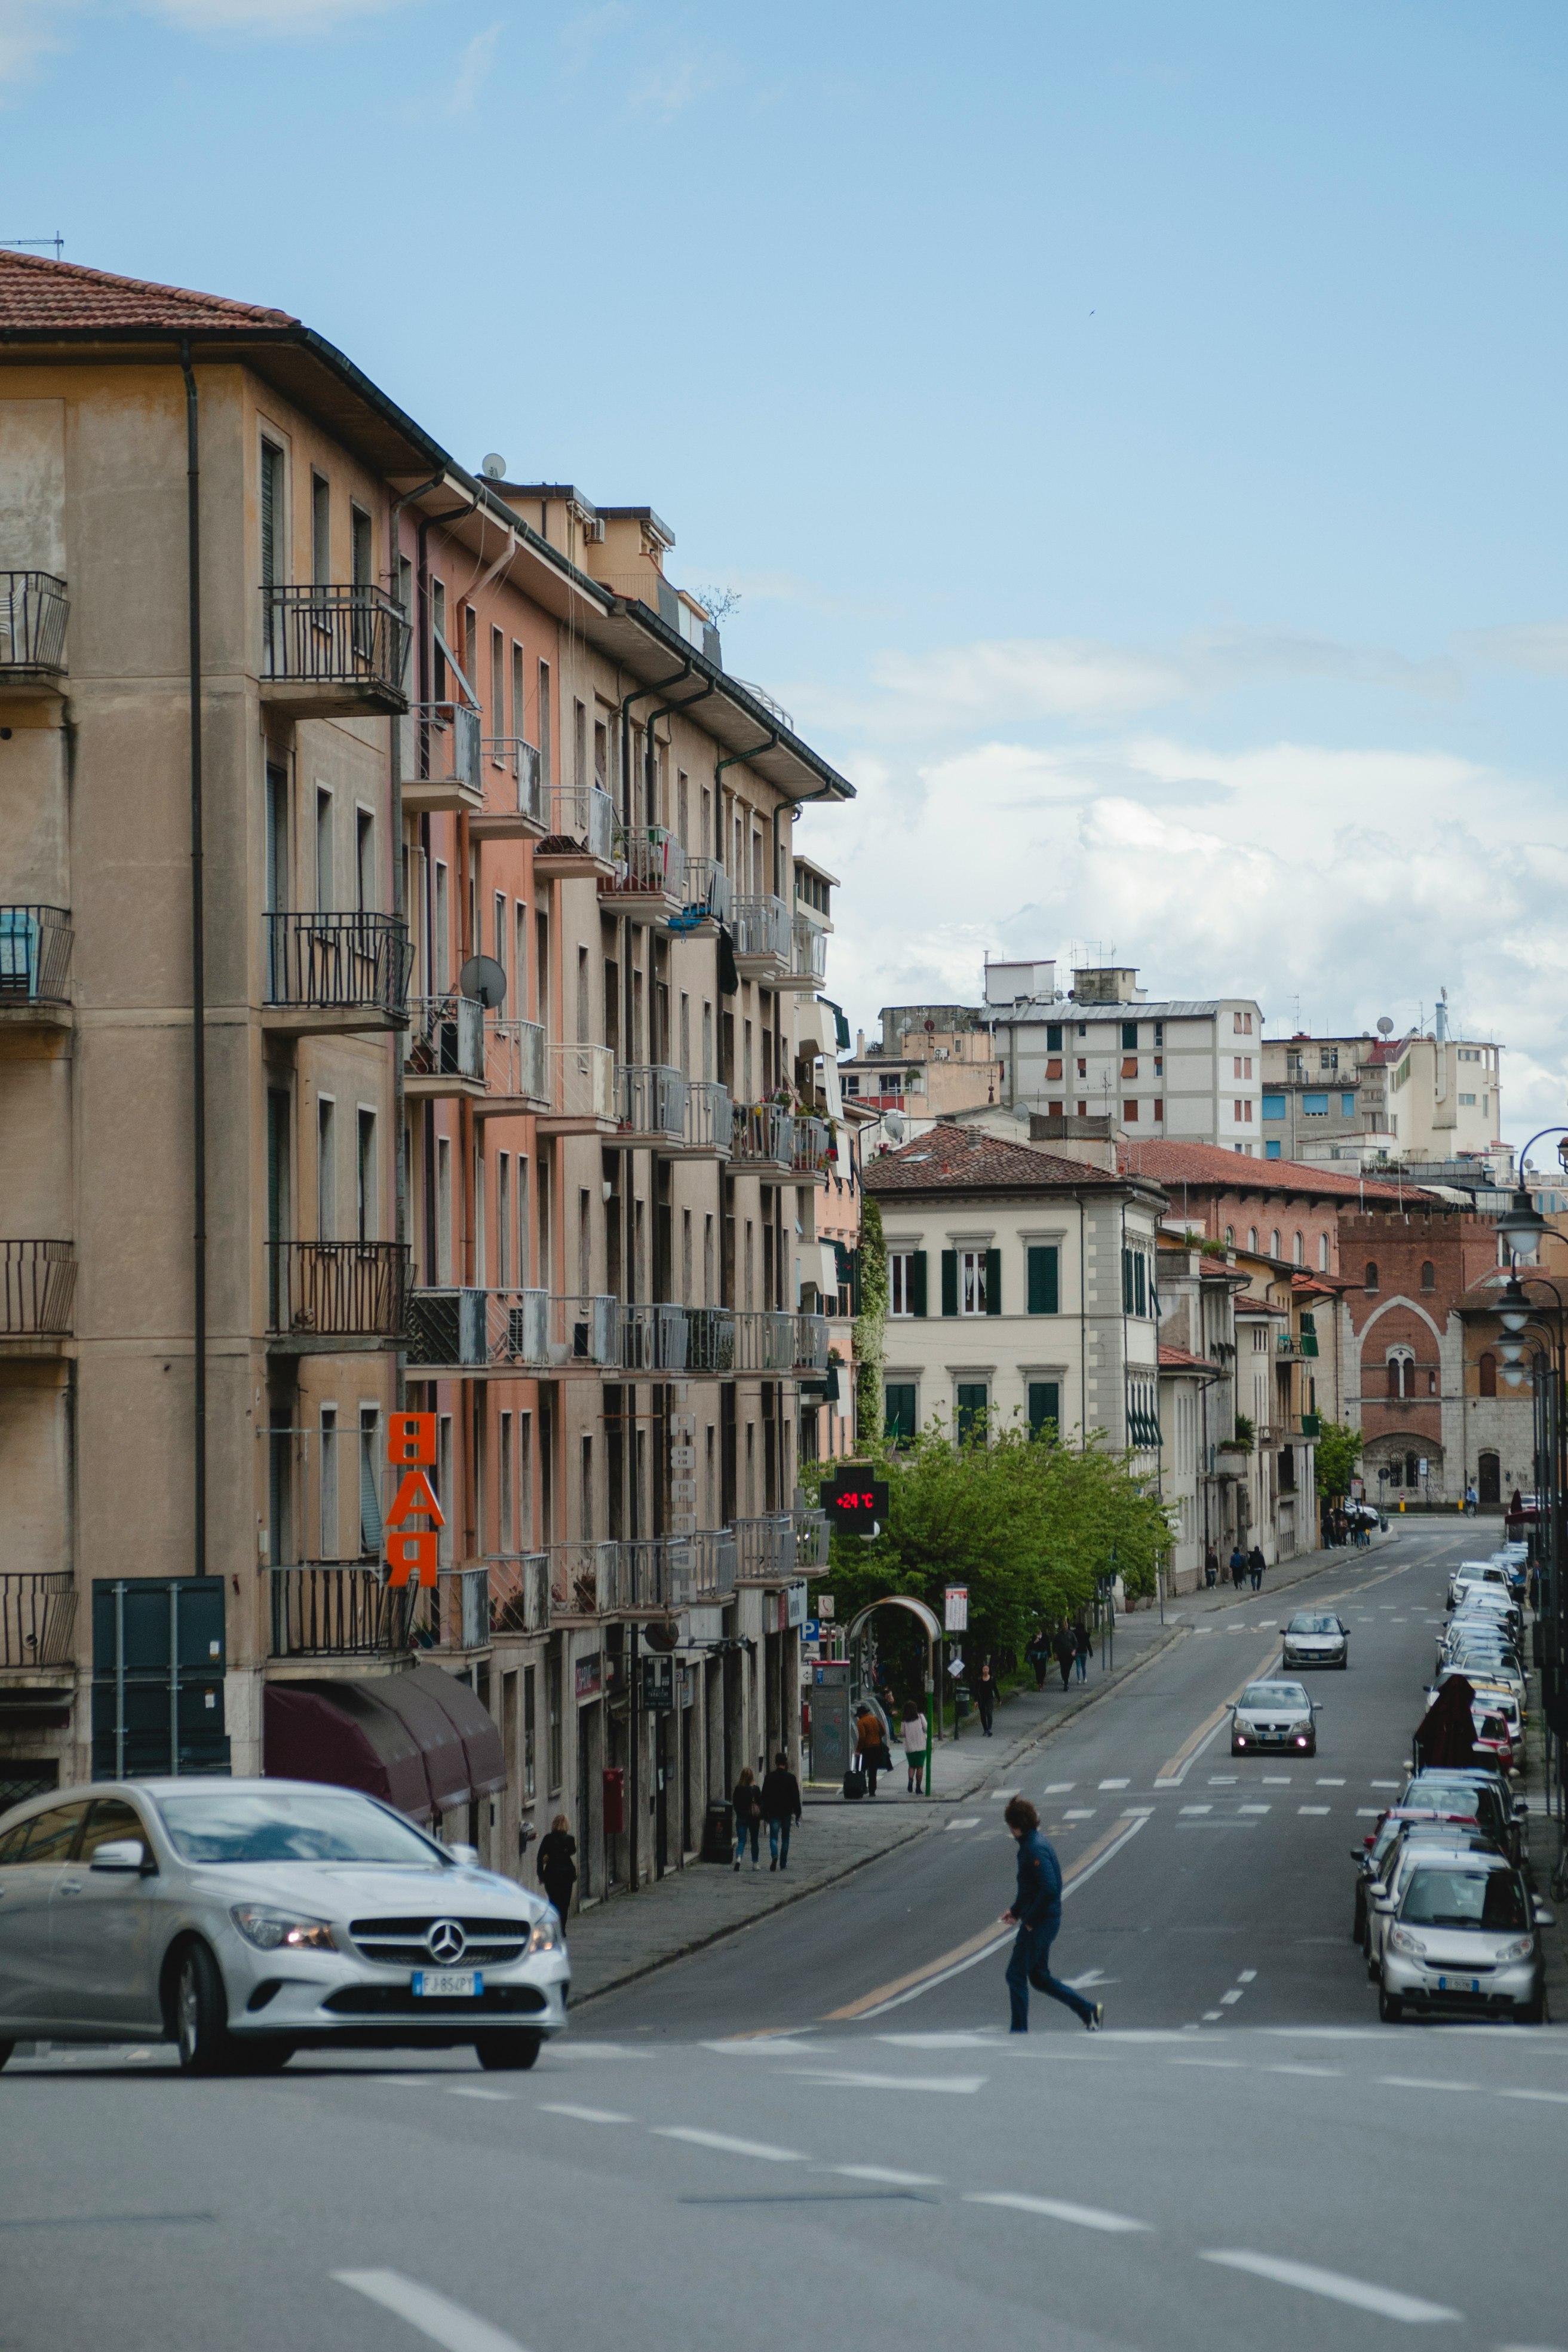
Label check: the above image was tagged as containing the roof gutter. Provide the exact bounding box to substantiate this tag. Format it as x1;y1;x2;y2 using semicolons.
178;338;205;1590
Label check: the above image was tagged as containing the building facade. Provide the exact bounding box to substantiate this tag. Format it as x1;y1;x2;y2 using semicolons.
1260;1020;1502;1165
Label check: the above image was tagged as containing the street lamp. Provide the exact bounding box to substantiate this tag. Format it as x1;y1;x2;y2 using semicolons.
1496;1128;1568;1263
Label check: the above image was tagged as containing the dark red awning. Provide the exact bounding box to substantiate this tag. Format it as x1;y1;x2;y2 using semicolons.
263;1664;502;1822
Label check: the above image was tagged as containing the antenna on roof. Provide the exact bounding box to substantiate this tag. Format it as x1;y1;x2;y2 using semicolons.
2;234;64;259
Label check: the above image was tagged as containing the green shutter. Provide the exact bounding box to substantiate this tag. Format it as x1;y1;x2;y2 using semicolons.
1122;1249;1134;1315
1026;1245;1059;1314
940;1250;958;1317
885;1384;916;1445
1028;1381;1060;1438
909;1250;927;1318
1134;1255;1147;1317
985;1247;1002;1315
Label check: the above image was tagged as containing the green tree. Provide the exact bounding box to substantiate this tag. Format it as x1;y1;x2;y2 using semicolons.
853;1195;888;1448
1314;1418;1363;1502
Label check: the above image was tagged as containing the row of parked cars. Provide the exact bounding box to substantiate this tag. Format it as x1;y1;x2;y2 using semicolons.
1351;1541;1554;2024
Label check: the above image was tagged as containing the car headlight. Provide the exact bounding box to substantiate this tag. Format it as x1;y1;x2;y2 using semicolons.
1295;1734;1311;1747
1496;1936;1535;1963
527;1914;563;1954
230;1903;337;1952
1388;1925;1426;1957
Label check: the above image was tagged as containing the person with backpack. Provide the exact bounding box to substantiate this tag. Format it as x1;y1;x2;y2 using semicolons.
759;1750;802;1869
1229;1543;1247;1590
732;1767;762;1869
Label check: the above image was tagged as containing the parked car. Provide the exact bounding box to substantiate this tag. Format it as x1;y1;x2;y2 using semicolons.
1366;1823;1501;1977
1232;1679;1318;1757
1352;1807;1481;1945
1281;1610;1349;1670
1379;1850;1551;2023
0;1779;570;2075
1449;1561;1511;1609
1403;1768;1526;1863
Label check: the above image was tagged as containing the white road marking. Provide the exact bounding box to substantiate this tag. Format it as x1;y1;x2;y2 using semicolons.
1098;1778;1130;1789
1498;2087;1568;2106
826;2163;945;2185
651;2127;807;2161
444;2086;513;2102
1044;1782;1075;1793
1119;1807;1155;1818
1180;1805;1213;1816
1236;1970;1257;1983
1377;2077;1474;2094
1239;1805;1271;1816
1198;2248;1460;2323
1063;1808;1096;1820
1208;1775;1237;1785
1371;1780;1401;1789
1220;1991;1244;2006
332;2271;529;2352
1267;2063;1343;2078
1317;1777;1346;1785
946;1818;982;1830
1202;2011;1223;2021
1262;1776;1292;1784
875;2032;1000;2049
965;2190;1150;2234
1172;2056;1242;2068
1299;1805;1330;1815
789;2071;984;2094
988;1789;1019;1801
1357;1808;1382;1817
536;2103;634;2123
700;2037;824;2056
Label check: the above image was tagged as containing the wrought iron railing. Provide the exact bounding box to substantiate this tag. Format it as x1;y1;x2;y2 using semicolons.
405;1287;617;1372
545;1040;617;1122
266;1241;408;1338
0;1570;76;1667
404;700;481;793
488;1552;551;1638
619;1302;689;1373
1;1240;76;1335
405;992;484;1082
0;571;68;672
682;857;732;925
791;1116;830;1177
0;906;72;1004
619;1062;687;1141
478;739;544;826
602;824;686;906
731;894;790;966
264;911;411;1019
268;1563;412;1659
261;583;409;698
732;1102;796;1168
686;1305;736;1374
542;784;616;864
682;1080;734;1154
484;1017;549;1105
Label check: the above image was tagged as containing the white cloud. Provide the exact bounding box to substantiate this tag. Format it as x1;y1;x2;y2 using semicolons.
0;0;67;87
1465;620;1568;676
626;47;728;116
146;0;410;27
445;19;500;113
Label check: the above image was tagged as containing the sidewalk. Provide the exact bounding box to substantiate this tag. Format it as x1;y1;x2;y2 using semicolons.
564;1529;1398;2007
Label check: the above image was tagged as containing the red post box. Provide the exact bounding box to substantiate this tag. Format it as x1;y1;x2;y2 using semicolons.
602;1765;625;1836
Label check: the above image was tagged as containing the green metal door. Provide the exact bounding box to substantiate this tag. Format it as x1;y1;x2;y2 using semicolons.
91;1578;230;1781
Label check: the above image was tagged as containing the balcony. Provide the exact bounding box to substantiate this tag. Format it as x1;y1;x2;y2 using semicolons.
668;1529;737;1607
266;1241;409;1351
732;1100;796;1171
670;1078;734;1158
619;1062;688;1144
405;1287;617;1376
733;1310;798;1374
619;1301;689;1374
791;1115;830;1180
777;911;829;993
0;904;72;1031
534;784;616;880
599;826;686;927
686;1305;736;1375
795;1507;830;1571
679;857;732;928
731;894;791;980
487;1552;551;1639
0;571;68;696
606;1536;672;1617
268;1563;412;1661
734;1513;797;1581
409;1565;490;1656
259;583;409;717
400;701;482;815
2;1240;76;1348
1;1571;77;1669
539;1041;618;1134
263;911;411;1035
404;993;486;1097
548;1539;622;1618
794;1313;830;1373
471;740;545;842
476;1017;550;1119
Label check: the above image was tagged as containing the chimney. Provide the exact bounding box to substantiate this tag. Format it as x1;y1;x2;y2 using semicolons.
855;1029;866;1059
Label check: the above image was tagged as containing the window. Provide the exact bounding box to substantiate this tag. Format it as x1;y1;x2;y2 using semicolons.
1026;1245;1059;1314
358;1407;382;1556
885;1384;918;1447
1271;1230;1281;1258
1076;1101;1088;1118
316;1097;336;1239
1047;1100;1063;1118
547;1645;563;1792
499;1411;514;1551
1479;1352;1497;1399
1027;1381;1060;1439
434;860;450;988
1121;1022;1138;1050
356;808;375;912
1225;1226;1235;1246
1046;1023;1063;1050
1318;1232;1330;1271
1235;1099;1253;1122
1293;1232;1304;1265
1076;1060;1087;1078
956;1383;989;1445
1319;1047;1338;1072
1153;1022;1163;1045
1265;1139;1281;1160
1247;1228;1259;1251
1341;1093;1356;1117
319;1407;338;1559
1233;1010;1253;1034
889;1251;926;1317
491;627;505;744
960;1249;990;1314
1302;1092;1328;1115
1124;1099;1140;1121
435;1135;452;1283
260;440;285;588
315;786;334;910
1387;1349;1414;1400
351;504;372;588
1364;1261;1379;1293
311;472;331;584
357;1112;376;1242
1420;1259;1435;1292
437;1415;454;1566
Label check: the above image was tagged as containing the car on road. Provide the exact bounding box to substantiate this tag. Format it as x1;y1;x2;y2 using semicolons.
0;1779;570;2076
1378;1850;1552;2023
1365;1822;1501;1977
1232;1678;1318;1756
1280;1610;1350;1670
1351;1807;1482;1946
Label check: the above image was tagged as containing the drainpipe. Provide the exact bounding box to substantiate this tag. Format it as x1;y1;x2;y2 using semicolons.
619;661;693;829
179;341;206;1583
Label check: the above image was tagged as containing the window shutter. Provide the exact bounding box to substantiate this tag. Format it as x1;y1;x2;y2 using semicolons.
909;1250;928;1318
1121;1249;1134;1315
359;1422;383;1556
1027;1245;1058;1314
1028;1382;1060;1438
940;1250;958;1317
985;1248;1002;1315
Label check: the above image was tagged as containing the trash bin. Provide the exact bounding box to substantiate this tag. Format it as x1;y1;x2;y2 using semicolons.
703;1800;734;1863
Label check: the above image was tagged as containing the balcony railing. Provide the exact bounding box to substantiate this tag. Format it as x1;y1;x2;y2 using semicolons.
791;1115;830;1178
794;1313;830;1373
484;1017;549;1106
404;700;481;793
409;1565;490;1654
1;1569;76;1667
545;1040;617;1123
268;1563;411;1660
601;824;686;909
619;1302;689;1373
542;784;616;864
795;1507;830;1570
264;911;411;1020
477;739;544;829
405;1287;617;1373
607;1536;670;1614
0;906;72;1005
732;1101;796;1169
266;1241;409;1339
405;992;484;1083
733;1310;798;1373
619;1062;688;1142
681;857;732;926
261;583;409;700
734;1513;797;1580
789;912;829;988
686;1305;736;1374
548;1540;621;1615
0;571;68;674
731;894;790;969
488;1552;551;1639
2;1240;76;1335
668;1529;737;1606
682;1080;734;1154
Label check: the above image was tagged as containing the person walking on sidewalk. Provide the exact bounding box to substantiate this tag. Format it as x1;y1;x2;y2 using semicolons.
732;1767;762;1869
1247;1544;1266;1592
1027;1627;1052;1689
855;1704;886;1797
759;1750;802;1870
1229;1543;1247;1591
999;1796;1101;2034
1073;1618;1091;1683
975;1657;998;1737
901;1700;929;1792
536;1814;578;1922
1054;1623;1075;1691
1204;1544;1219;1590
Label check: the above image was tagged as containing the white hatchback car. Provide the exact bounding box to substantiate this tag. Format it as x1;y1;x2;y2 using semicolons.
0;1778;570;2074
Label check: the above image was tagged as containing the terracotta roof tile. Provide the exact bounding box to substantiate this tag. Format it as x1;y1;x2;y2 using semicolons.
1233;1293;1288;1316
864;1122;1132;1194
1116;1137;1408;1202
0;249;296;333
1158;1343;1214;1372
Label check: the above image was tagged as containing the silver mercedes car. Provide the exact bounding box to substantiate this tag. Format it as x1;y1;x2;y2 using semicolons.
0;1778;569;2074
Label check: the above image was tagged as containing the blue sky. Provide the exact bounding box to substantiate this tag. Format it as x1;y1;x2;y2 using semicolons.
7;0;1567;1144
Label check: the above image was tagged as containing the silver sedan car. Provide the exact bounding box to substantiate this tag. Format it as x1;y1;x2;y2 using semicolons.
1231;1678;1318;1758
0;1778;569;2075
1280;1610;1349;1670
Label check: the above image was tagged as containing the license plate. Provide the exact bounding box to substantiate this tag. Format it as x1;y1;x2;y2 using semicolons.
412;1969;482;1998
1435;1976;1481;1995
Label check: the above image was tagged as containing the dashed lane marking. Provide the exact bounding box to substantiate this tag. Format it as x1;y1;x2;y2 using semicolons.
1098;1778;1130;1789
1239;1805;1271;1816
1198;2249;1461;2324
789;2071;985;2094
1237;1971;1257;1983
332;2272;528;2352
537;2103;635;2123
1498;2088;1568;2106
1266;2065;1342;2078
1299;1806;1331;1815
1063;1808;1096;1820
443;2086;513;2103
1044;1782;1075;1793
946;1819;982;1830
1219;1991;1245;2006
965;2191;1151;2234
826;2164;946;2186
1317;1777;1346;1785
1202;2011;1223;2021
1180;1805;1212;1816
1377;2077;1475;2095
652;2127;807;2161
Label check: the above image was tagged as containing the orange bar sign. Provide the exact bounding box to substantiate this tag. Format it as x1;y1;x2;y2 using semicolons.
387;1412;437;1466
385;1416;441;1584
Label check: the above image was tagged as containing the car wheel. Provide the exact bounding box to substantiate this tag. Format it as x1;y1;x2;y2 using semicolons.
0;2040;13;2072
1378;1988;1404;2023
1518;1991;1546;2026
174;1942;239;2075
475;2032;542;2072
1352;1890;1366;1944
235;2040;294;2073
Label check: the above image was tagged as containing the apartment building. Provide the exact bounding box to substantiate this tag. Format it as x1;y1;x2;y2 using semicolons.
0;253;849;1896
1260;1015;1502;1164
839;1003;1003;1121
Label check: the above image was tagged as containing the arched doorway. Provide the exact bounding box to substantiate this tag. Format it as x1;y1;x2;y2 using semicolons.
1478;1451;1501;1508
843;1596;944;1791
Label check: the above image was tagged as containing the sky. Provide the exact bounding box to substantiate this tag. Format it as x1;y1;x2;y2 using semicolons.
5;0;1567;1149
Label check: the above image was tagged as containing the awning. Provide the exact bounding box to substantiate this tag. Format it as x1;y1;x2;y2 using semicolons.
263;1664;504;1822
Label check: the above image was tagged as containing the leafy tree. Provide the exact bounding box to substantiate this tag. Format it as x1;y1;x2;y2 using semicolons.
1314;1418;1363;1502
853;1195;888;1448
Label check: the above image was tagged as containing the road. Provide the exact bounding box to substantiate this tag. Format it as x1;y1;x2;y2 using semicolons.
7;1522;1568;2352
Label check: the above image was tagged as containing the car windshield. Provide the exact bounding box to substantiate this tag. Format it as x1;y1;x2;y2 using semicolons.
1290;1615;1340;1633
1401;1866;1527;1932
1411;1783;1498;1820
157;1792;444;1866
1239;1682;1307;1709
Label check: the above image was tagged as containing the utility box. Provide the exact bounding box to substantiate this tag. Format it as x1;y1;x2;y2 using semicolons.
811;1660;851;1783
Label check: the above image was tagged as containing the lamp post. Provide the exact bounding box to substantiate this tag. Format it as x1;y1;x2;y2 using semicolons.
1502;1307;1567;1876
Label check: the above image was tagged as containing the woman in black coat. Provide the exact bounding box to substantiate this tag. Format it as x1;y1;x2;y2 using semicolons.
536;1813;578;1921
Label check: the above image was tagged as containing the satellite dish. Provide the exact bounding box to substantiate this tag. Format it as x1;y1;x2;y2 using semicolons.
885;1112;906;1142
924;1019;935;1034
481;453;507;480
1376;1016;1395;1036
459;953;507;1008
1014;1103;1031;1123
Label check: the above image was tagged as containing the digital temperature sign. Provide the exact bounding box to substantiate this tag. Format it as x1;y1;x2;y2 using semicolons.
823;1471;889;1532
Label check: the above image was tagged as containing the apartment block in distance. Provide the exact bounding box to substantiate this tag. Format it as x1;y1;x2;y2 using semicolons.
1260;1006;1503;1166
0;253;849;1908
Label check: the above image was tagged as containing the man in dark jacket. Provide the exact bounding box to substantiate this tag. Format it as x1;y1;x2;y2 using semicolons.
1229;1544;1247;1590
999;1796;1101;2033
759;1750;802;1870
1247;1544;1266;1591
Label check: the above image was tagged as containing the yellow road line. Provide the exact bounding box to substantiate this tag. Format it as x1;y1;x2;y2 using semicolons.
1154;1643;1281;1781
821;1817;1131;2022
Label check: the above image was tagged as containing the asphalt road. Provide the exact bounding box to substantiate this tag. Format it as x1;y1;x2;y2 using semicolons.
7;1523;1568;2352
